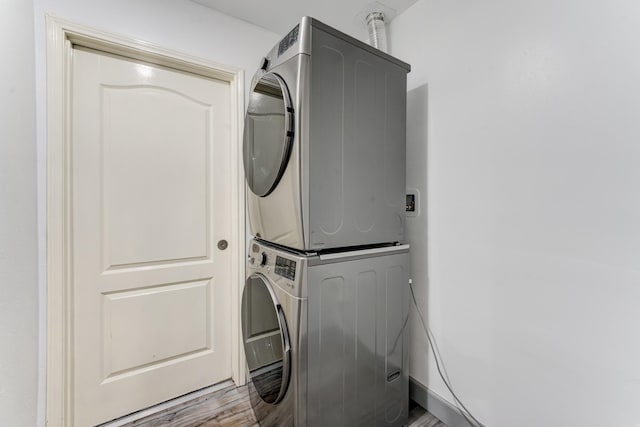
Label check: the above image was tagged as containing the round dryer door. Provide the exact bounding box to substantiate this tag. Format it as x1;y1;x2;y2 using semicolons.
241;274;291;404
243;73;294;197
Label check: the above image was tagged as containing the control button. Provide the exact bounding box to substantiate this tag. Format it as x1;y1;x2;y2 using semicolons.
248;257;255;265
260;252;268;266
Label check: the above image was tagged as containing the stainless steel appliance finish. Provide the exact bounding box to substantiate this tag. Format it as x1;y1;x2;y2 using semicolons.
244;17;411;251
242;242;308;427
241;239;410;427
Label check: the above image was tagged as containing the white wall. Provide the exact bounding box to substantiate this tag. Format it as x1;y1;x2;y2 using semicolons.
0;0;39;425
392;0;640;425
33;0;281;87
32;1;279;424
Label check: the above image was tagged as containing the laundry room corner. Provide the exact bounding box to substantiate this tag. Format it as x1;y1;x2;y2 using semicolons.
4;0;638;425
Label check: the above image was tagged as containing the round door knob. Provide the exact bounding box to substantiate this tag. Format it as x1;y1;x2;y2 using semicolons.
217;240;228;250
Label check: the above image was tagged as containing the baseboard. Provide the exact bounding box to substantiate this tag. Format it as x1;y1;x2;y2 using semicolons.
409;376;483;427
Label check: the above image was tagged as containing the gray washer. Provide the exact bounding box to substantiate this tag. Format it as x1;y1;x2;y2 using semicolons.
244;17;411;251
241;239;410;427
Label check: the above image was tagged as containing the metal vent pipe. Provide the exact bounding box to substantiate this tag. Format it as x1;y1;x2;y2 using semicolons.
366;12;387;53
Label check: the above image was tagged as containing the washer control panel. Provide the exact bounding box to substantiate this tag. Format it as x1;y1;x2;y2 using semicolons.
274;256;296;280
248;240;307;297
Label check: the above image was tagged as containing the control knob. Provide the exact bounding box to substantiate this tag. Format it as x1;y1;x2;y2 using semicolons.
259;252;268;267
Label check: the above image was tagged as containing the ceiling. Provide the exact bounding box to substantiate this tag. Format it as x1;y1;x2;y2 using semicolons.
191;0;418;40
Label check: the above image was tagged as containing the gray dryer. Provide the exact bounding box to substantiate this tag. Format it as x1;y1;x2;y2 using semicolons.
243;17;411;251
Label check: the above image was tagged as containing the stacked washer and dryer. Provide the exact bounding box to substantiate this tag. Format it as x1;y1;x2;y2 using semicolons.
241;17;411;427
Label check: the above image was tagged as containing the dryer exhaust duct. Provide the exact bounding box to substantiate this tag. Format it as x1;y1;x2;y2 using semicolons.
366;11;387;53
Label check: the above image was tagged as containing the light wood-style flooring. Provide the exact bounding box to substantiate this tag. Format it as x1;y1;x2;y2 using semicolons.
117;382;447;427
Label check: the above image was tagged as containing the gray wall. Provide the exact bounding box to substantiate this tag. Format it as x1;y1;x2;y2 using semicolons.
392;0;640;425
0;0;39;425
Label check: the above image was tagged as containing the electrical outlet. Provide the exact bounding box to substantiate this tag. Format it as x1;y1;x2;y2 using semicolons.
406;194;416;212
406;188;419;217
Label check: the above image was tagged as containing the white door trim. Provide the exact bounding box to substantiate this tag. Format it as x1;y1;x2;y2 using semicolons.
45;16;246;427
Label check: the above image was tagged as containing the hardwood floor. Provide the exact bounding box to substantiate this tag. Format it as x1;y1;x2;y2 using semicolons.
117;382;447;427
117;384;255;427
407;400;448;427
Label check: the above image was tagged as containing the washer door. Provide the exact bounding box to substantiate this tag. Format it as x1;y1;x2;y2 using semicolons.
243;73;294;197
241;273;291;404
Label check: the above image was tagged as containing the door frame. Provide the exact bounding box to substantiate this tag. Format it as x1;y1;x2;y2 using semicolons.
45;16;246;427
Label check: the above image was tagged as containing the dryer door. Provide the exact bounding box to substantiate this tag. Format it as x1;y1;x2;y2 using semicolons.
241;273;291;404
243;73;294;197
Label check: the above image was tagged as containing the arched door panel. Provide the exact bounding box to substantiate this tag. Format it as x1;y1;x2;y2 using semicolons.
243;73;294;197
241;274;291;404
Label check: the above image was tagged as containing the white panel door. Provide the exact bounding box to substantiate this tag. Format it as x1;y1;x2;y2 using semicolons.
71;47;232;426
